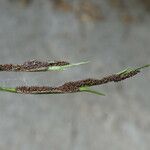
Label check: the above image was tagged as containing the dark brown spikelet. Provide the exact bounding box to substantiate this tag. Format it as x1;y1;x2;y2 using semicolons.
0;64;21;71
0;60;70;72
57;70;140;92
15;69;140;94
49;61;70;66
16;86;62;94
58;81;82;93
21;60;70;71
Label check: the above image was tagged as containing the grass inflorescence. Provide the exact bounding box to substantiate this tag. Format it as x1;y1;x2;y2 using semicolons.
0;61;149;95
0;59;89;72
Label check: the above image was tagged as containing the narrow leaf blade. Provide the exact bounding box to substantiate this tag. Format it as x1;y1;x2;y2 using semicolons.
79;86;105;96
48;61;89;71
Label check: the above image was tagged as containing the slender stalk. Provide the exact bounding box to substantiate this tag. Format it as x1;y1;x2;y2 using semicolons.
0;64;149;95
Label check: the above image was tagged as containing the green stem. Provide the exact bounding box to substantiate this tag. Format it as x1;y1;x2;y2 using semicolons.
0;87;17;93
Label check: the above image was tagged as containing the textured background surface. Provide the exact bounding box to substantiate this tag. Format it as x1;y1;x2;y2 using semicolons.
0;0;150;149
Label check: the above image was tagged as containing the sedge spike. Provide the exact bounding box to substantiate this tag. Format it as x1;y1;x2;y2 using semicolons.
0;64;149;95
0;60;89;72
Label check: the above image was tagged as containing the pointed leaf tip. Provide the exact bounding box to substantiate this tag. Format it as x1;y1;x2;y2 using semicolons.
116;64;150;76
79;86;105;96
48;61;89;71
135;64;150;71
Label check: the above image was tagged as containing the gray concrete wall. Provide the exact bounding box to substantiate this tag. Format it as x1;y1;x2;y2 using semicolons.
0;0;149;149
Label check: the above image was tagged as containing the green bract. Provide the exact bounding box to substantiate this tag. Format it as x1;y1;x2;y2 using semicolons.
48;61;90;71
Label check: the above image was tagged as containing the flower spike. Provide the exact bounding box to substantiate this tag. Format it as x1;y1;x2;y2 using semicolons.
0;64;149;95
